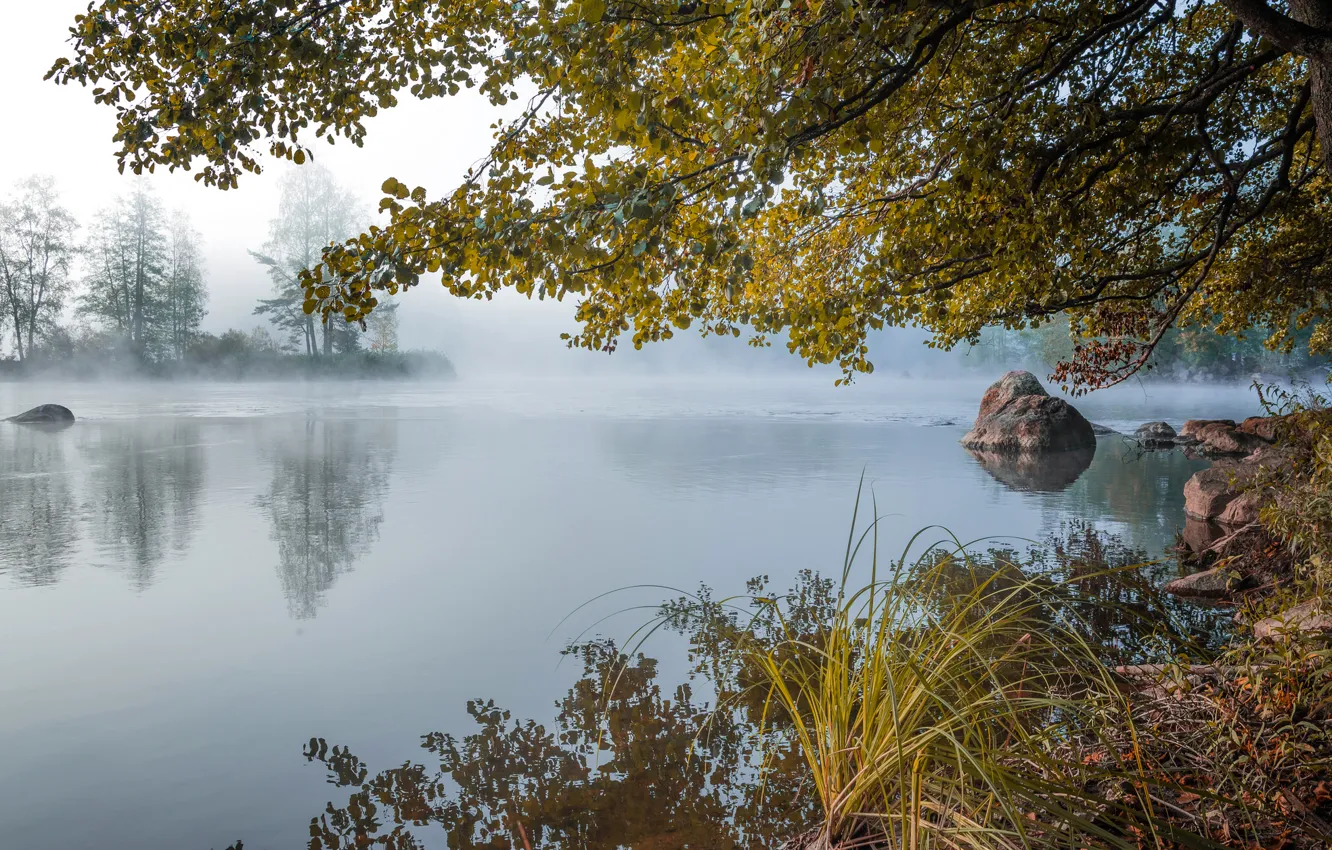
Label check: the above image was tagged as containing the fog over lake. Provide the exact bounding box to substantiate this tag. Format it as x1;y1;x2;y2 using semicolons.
0;375;1263;850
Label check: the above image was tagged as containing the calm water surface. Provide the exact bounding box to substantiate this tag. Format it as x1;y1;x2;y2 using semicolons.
0;376;1260;849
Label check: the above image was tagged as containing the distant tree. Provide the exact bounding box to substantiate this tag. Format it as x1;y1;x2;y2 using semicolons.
81;186;168;358
0;176;76;362
253;165;363;357
365;301;400;352
247;325;280;353
162;214;208;360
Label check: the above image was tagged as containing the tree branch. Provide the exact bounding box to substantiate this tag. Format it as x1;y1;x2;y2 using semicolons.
1219;0;1332;63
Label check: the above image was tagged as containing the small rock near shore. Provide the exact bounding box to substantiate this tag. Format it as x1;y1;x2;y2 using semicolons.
1177;419;1266;456
1203;521;1267;560
1177;419;1236;443
1217;491;1262;526
1134;421;1176;445
961;371;1096;453
6;404;75;424
1238;415;1281;443
1162;567;1241;598
1253;601;1332;641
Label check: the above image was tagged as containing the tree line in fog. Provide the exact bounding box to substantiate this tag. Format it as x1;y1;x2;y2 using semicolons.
0;165;426;378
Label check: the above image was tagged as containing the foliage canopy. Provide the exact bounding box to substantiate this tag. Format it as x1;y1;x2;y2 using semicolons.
50;0;1332;385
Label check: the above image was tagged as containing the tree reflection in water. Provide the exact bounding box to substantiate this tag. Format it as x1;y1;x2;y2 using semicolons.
83;421;206;589
0;424;78;585
256;417;397;619
288;527;1227;850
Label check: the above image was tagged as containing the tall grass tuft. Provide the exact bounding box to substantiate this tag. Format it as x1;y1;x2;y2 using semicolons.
733;500;1215;850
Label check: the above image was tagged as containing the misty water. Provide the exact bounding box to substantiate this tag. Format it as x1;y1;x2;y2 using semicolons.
0;376;1261;850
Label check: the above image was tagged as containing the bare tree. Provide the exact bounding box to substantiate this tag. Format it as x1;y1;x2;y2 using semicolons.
0;176;76;361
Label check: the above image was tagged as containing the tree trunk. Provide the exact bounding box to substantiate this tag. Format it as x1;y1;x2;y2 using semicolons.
1224;0;1332;175
133;229;145;356
323;320;332;356
1291;0;1332;176
12;307;24;362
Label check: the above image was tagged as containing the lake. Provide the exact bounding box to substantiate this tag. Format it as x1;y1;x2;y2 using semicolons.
0;376;1261;849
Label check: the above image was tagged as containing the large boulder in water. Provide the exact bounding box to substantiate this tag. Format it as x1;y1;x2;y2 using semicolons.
961;371;1096;453
7;404;75;424
6;404;75;424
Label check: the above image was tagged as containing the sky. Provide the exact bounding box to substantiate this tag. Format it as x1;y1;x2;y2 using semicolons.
0;2;955;377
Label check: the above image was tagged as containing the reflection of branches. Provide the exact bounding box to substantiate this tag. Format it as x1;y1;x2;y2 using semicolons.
302;642;814;850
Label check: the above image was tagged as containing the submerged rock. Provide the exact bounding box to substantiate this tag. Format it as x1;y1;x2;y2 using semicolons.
967;446;1096;492
6;404;74;424
1163;567;1240;598
960;371;1096;453
1182;517;1228;554
1134;421;1176;446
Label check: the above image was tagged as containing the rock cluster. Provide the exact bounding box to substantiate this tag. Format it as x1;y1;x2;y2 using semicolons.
1132;416;1280;457
1157;415;1290;604
1182;442;1286;523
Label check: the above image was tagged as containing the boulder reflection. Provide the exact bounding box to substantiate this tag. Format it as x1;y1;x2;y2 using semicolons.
256;417;397;619
968;447;1096;492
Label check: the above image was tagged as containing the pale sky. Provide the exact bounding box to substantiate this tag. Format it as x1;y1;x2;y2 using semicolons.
0;0;602;368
